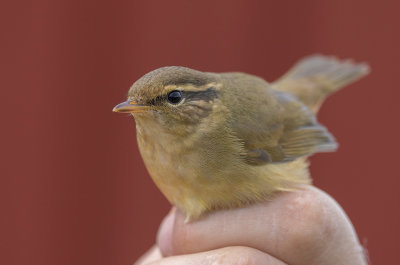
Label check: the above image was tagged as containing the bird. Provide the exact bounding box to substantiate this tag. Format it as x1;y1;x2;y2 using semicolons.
113;55;369;220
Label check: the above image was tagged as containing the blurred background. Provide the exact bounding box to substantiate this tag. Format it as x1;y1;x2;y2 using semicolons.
2;0;399;264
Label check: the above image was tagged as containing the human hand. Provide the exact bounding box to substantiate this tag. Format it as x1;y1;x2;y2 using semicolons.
135;186;367;265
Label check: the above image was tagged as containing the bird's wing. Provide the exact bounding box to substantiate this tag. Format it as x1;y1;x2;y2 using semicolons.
233;88;337;165
221;71;339;165
243;99;338;165
244;124;337;165
271;54;369;113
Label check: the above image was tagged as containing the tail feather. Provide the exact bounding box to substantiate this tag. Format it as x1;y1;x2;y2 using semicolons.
272;55;370;113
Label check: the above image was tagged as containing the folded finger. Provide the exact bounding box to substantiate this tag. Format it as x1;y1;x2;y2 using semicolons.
147;246;287;265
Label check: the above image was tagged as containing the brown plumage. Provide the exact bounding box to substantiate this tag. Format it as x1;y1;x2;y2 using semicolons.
113;55;369;220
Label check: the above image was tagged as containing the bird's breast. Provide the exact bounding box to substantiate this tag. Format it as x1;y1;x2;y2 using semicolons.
135;118;204;206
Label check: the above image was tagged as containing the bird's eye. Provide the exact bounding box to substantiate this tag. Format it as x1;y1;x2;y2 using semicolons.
167;90;182;104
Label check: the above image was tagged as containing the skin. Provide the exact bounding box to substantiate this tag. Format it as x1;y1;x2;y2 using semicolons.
135;186;367;265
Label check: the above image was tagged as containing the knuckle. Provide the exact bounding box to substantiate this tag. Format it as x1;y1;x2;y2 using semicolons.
206;247;265;265
283;188;338;253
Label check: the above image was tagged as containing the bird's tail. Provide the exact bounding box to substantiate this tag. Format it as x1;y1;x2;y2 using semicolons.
272;54;370;113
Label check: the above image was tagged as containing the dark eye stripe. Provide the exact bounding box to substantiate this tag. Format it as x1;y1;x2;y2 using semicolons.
183;87;218;102
148;95;165;105
148;87;218;106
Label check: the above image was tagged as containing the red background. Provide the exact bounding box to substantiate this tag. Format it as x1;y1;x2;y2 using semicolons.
2;1;399;264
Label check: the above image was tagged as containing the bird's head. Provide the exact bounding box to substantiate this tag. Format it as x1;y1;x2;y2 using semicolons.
113;66;221;134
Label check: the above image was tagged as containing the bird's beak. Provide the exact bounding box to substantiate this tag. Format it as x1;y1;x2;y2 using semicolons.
112;100;151;113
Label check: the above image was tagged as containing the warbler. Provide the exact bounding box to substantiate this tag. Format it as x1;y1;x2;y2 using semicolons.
113;55;369;220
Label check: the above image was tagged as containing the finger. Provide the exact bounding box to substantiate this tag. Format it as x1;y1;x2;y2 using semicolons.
157;186;364;265
147;246;287;265
134;246;162;265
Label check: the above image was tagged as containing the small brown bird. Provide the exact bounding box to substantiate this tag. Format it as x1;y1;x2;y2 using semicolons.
113;55;369;220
